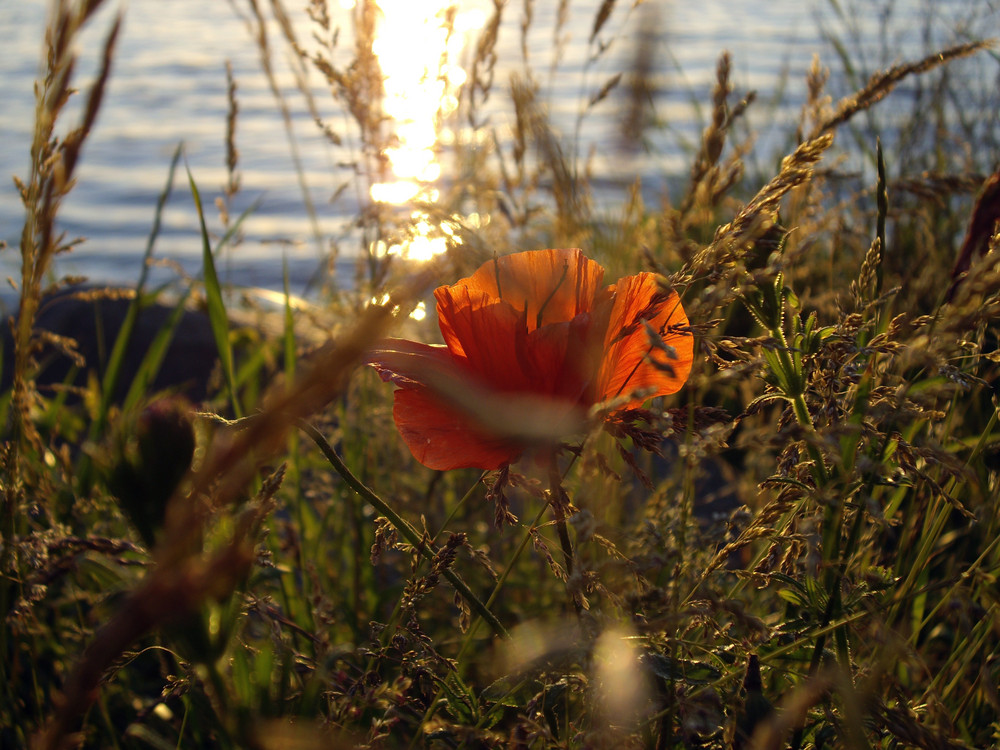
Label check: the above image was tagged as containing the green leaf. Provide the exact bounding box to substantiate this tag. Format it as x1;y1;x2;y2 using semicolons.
641;653;721;684
120;288;193;412
93;143;183;439
777;587;809;608
187;165;241;417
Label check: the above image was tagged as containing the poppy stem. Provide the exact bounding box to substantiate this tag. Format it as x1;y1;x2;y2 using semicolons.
551;490;574;576
547;457;582;615
298;419;510;640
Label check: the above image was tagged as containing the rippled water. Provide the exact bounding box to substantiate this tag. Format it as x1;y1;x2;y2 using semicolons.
0;0;993;296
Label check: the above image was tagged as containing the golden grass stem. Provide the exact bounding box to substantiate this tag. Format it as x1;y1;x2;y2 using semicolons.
297;419;510;641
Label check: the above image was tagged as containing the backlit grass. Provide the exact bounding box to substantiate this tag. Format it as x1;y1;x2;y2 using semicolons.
3;1;999;748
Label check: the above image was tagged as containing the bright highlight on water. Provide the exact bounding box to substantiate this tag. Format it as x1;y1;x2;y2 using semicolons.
341;0;487;261
367;0;484;207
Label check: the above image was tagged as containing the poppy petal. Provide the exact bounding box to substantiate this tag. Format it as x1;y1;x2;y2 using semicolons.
367;338;456;388
522;314;594;402
456;248;605;331
392;387;523;471
597;273;693;408
370;336;587;469
435;285;531;391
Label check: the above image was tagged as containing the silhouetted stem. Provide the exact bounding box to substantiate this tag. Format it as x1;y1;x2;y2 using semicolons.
548;457;582;616
549;472;575;575
420;503;550;744
298;419;509;640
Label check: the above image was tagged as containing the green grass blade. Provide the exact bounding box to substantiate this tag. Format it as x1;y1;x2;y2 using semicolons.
120;288;194;412
75;145;184;496
187;164;241;417
215;195;264;256
89;143;183;442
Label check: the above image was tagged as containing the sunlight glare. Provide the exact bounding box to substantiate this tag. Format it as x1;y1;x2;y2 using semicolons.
368;211;463;262
368;0;485;219
369;294;428;322
370;180;420;204
403;234;447;262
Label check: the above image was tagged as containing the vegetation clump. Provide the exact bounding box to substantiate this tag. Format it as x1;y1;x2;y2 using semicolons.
2;1;999;747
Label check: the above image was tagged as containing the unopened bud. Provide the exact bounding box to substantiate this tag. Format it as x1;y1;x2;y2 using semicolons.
108;398;195;548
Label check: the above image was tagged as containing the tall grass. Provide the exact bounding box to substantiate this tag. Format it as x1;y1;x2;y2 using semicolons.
2;0;999;748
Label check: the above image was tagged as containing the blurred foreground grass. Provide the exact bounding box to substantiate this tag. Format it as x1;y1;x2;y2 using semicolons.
2;1;1000;748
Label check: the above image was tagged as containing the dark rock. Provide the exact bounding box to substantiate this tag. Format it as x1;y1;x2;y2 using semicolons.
2;289;221;404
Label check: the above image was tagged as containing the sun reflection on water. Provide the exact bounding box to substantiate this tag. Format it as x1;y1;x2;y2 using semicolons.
368;0;482;204
372;211;462;263
343;0;486;262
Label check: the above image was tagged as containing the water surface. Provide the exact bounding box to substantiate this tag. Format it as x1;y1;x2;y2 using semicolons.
0;0;993;296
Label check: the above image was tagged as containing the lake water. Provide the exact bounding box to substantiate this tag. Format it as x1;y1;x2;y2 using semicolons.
0;0;994;298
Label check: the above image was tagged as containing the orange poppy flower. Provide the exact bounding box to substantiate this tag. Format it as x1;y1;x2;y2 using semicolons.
368;248;693;471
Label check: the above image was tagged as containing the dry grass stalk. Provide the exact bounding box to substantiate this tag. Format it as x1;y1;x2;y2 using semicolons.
587;72;622;109
894;171;985;203
850;237;883;310
10;0;119;464
224;60;241;200
469;0;503;117
692;133;835;278
520;0;534;64
505;73;592;245
813;39;993;137
680;53;733;216
589;0;617;44
553;0;571;71
38;271;430;748
680;53;755;229
618;4;657;150
796;54;832;143
240;0;326;254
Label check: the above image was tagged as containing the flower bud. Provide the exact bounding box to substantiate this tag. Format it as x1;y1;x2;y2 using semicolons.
107;398;195;548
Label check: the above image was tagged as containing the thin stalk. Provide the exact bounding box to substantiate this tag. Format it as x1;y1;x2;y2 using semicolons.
548;456;583;617
369;472;487;656
297;419;509;640
890;494;954;626
433;473;488;547
418;456;586;746
463;502;550;663
425;503;550;750
549;466;575;576
925;602;998;705
911;531;1000;643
